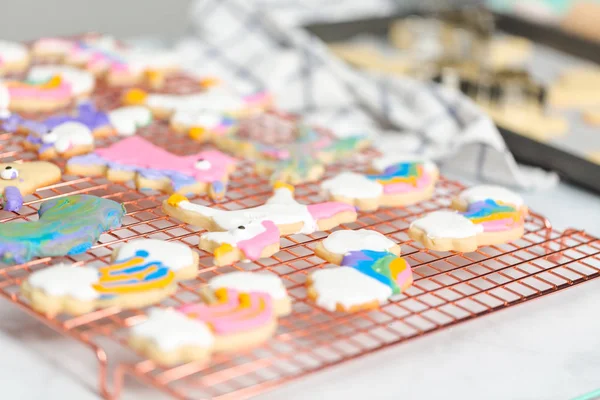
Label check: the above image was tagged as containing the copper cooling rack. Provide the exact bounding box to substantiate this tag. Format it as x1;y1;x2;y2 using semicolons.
1;82;600;400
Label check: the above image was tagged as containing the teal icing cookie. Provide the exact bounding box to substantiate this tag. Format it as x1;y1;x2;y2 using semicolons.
0;195;126;264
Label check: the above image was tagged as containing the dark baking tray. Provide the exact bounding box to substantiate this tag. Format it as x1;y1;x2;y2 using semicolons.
305;12;600;194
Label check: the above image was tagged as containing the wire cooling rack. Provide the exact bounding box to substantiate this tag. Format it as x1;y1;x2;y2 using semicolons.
1;81;600;400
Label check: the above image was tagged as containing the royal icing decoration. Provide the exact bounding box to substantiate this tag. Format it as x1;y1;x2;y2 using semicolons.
321;158;438;210
36;121;94;156
67;136;236;199
411;211;482;239
0;161;61;212
124;87;270;117
458;185;524;208
322;229;397;254
208;271;288;301
22;239;199;315
107;106;152;136
27;65;95;96
130;308;215;351
164;183;357;265
2;75;73;111
0;195;124;264
43;102;110;133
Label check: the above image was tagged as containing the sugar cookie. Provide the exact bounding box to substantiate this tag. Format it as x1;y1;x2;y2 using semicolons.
31;37;75;61
212;118;370;184
0;161;61;212
163;183;357;265
129;288;277;365
65;35;122;75
1;76;73;113
21;239;198;316
208;271;291;316
170;110;235;140
67;136;236;199
27;65;95;98
123;88;270;119
0;195;125;264
24;121;94;159
409;185;527;252
321;156;438;211
0;40;29;75
308;230;412;312
105;49;180;87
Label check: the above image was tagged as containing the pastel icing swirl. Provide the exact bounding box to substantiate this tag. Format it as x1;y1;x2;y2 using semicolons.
341;250;413;294
0;195;125;264
367;162;431;194
177;288;273;335
461;199;523;232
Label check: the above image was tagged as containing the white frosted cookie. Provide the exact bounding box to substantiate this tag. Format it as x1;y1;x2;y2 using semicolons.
107;106;152;136
28;65;95;97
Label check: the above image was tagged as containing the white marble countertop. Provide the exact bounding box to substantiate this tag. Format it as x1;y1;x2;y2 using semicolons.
1;181;599;400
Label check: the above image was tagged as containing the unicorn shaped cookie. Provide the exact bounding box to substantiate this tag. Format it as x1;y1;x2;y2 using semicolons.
162;182;358;266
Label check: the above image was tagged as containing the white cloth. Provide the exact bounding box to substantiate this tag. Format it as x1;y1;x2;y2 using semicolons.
181;0;557;189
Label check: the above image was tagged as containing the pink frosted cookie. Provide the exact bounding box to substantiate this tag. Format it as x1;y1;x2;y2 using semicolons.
409;185;528;252
27;65;95;98
162;182;358;266
66;136;236;199
129;288;278;365
1;75;74;113
0;40;29;75
321;155;439;211
308;229;412;312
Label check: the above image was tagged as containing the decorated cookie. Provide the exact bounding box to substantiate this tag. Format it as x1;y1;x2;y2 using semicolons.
129;288;277;365
27;65;95;98
64;35;123;75
21;239;199;316
409;185;527;252
0;40;29;75
321;156;439;211
208;271;292;316
24;121;94;159
105;49;181;87
163;182;358;265
1;76;73;113
0;161;61;212
123;87;270;120
0;195;125;264
31;37;76;61
308;230;412;312
171;109;235;141
67;136;236;199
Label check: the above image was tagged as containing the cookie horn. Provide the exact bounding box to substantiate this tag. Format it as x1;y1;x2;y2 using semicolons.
273;181;295;194
123;88;148;106
166;193;188;207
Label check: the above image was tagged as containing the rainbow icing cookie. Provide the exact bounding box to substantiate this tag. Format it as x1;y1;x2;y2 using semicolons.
308;229;412;312
21;239;199;316
0;195;125;264
409;185;528;252
321;155;439;211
